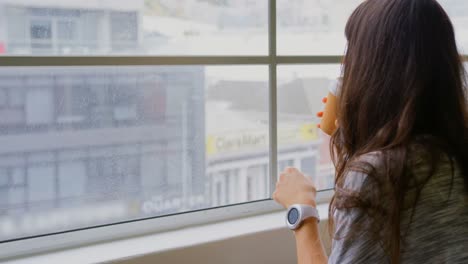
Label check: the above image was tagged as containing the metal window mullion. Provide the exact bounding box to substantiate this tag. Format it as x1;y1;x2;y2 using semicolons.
277;55;342;64
0;56;350;67
0;56;271;66
268;0;278;197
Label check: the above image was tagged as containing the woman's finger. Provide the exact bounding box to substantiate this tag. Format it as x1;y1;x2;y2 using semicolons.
317;111;324;118
322;97;328;103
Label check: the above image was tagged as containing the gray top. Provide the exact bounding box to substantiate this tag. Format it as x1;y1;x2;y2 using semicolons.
328;151;468;264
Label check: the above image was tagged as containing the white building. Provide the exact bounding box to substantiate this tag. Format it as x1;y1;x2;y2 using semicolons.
0;0;206;241
0;0;144;55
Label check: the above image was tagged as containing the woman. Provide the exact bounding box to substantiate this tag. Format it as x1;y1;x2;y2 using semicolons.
273;0;468;263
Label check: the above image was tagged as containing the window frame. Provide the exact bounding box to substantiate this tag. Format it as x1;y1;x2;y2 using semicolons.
3;0;465;260
0;191;333;260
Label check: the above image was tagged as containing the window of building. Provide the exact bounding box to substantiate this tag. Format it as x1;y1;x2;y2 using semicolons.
1;0;467;259
30;20;53;50
278;159;294;173
111;12;139;51
55;76;90;124
27;165;55;205
0;169;8;187
11;168;26;186
300;157;317;181
57;20;77;41
9;88;26;108
247;164;268;201
25;88;54;125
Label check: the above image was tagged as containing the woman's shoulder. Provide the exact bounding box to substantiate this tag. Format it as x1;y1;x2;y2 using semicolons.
335;151;395;202
340;151;384;192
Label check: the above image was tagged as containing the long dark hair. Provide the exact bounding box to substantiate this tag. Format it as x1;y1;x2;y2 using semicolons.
329;0;468;263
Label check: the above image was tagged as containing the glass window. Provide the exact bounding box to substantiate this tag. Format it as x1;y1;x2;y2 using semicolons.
277;0;468;55
7;187;26;208
213;170;230;206
439;0;468;53
278;159;294;174
25;88;54;125
2;1;268;56
58;161;87;199
140;152;166;192
11;168;25;186
0;169;8;187
55;77;90;124
277;65;340;191
0;65;268;241
246;165;268;201
0;0;466;254
30;20;52;40
300;157;317;179
111;12;139;51
9;88;25;107
57;20;77;41
0;89;7;107
30;20;53;51
27;166;55;203
277;0;363;55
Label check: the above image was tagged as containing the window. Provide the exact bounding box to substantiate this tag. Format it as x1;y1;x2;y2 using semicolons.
0;169;8;187
277;64;341;191
0;0;467;259
439;0;468;53
111;12;139;52
277;0;363;55
247;165;268;201
57;20;77;41
30;20;52;40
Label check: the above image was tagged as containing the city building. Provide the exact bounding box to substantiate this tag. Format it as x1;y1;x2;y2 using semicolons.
0;0;338;241
0;0;144;55
0;0;206;241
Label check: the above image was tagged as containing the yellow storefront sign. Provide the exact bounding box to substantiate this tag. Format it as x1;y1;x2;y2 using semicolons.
206;123;318;156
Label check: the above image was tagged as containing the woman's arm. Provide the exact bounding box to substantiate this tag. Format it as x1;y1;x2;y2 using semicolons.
273;156;388;264
294;219;328;264
272;167;328;264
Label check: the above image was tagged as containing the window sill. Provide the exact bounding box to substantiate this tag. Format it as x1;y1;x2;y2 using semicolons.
4;203;330;264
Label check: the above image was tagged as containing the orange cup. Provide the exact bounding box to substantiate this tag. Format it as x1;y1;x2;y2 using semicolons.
319;78;340;135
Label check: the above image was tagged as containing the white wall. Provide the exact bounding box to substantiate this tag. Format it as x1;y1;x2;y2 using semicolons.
112;220;332;264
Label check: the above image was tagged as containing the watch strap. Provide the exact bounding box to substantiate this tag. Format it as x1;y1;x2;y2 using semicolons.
300;204;320;223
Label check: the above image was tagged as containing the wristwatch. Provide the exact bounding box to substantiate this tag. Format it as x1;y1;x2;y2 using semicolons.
286;204;320;230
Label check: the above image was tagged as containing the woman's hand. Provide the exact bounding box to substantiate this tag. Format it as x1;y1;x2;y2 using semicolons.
273;167;317;209
316;96;328;129
317;93;339;135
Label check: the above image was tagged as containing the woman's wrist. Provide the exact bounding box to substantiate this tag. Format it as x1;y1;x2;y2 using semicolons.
294;218;320;239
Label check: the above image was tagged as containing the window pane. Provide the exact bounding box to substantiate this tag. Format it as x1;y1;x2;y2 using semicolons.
439;0;468;54
57;20;77;41
277;0;468;55
27;166;55;204
278;0;468;55
0;65;268;241
206;66;270;206
11;168;25;185
277;65;340;191
0;1;267;56
277;0;363;55
0;169;8;187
